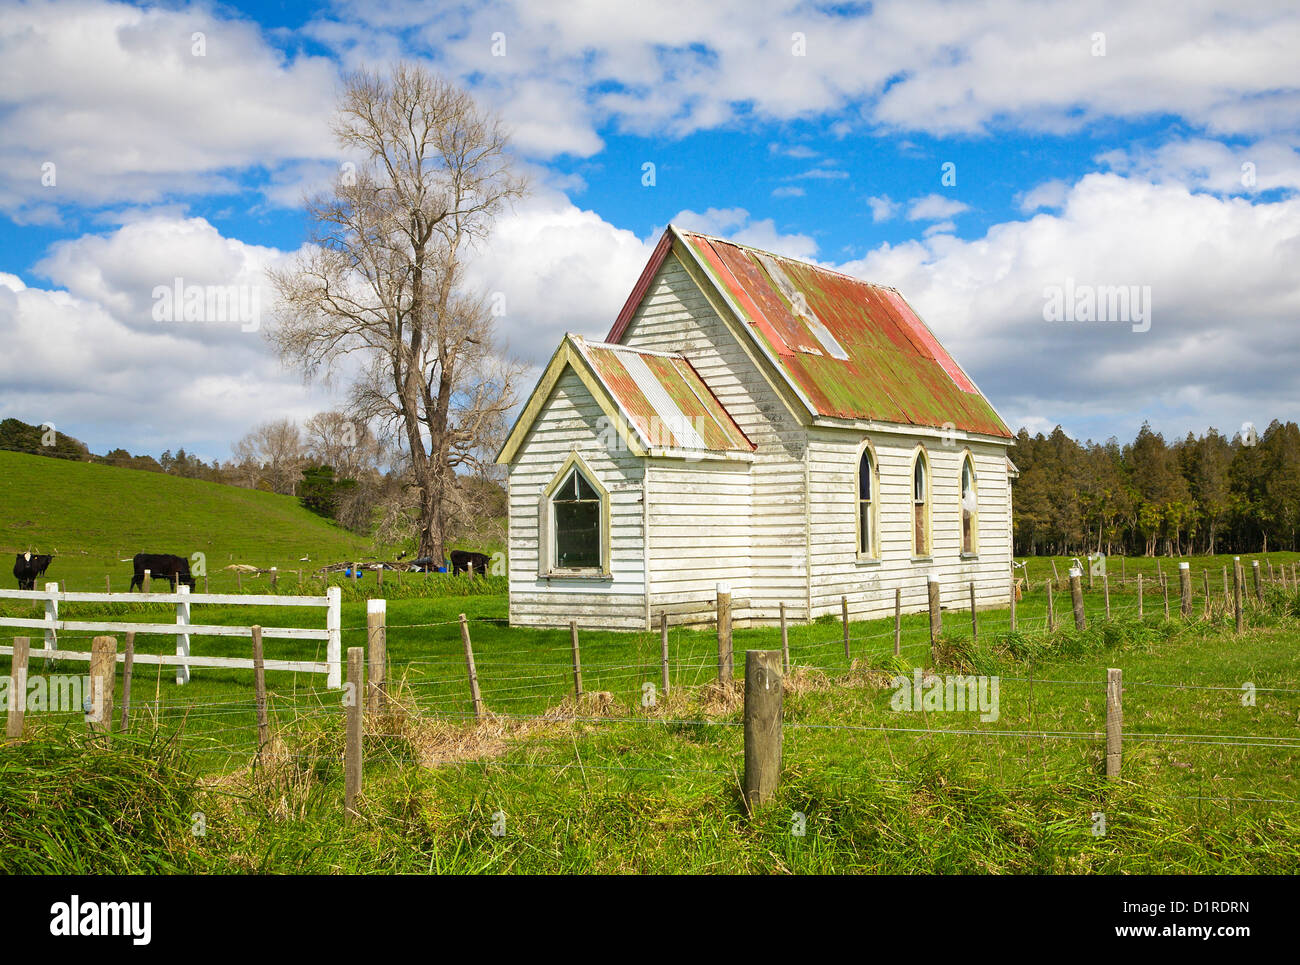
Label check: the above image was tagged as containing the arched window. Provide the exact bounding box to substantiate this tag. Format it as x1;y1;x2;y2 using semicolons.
856;445;878;558
547;459;605;571
961;453;979;555
912;449;931;557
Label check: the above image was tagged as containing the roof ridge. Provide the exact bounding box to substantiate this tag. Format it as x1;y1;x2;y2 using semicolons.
673;224;901;292
581;337;686;360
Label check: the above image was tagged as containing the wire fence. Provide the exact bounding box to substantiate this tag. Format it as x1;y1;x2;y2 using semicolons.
4;571;1298;816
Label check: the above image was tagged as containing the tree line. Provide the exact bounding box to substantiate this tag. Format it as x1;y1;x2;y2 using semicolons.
1012;420;1300;557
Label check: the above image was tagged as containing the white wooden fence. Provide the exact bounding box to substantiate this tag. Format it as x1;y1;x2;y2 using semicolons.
0;583;343;688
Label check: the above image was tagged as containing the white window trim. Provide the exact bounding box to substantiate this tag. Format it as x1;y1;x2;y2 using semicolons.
855;439;881;564
960;450;980;558
911;445;933;561
540;452;611;580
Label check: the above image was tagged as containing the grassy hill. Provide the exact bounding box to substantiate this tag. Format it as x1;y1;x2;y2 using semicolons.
0;449;381;591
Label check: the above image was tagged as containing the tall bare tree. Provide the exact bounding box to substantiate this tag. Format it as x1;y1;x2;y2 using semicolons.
269;63;526;560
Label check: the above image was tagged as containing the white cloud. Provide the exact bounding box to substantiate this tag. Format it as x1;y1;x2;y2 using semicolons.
662;208;819;260
867;195;899;222
772;186;805;198
1018;179;1070;212
1097;138;1300;195
464;190;657;361
0;216;340;459
907;194;970;221
837;173;1300;441
0;0;339;217
306;0;1300;155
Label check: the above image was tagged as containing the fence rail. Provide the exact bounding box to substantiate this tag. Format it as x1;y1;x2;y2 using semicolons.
0;582;342;687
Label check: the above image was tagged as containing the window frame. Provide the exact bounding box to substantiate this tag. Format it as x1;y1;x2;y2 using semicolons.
541;452;611;579
911;446;932;560
855;440;881;563
960;450;979;558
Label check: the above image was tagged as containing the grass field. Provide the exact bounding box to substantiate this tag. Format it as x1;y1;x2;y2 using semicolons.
2;450;1299;873
2;572;1298;873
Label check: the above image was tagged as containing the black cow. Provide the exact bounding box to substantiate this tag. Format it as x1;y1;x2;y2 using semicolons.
450;550;491;576
130;553;196;591
13;553;53;591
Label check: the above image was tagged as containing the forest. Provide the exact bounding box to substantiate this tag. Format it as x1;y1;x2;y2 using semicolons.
1011;420;1300;557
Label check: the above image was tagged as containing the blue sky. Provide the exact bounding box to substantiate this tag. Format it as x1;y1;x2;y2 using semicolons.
1;0;1297;460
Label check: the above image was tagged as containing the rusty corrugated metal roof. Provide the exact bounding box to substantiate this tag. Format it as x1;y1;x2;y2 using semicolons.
576;338;754;453
609;227;1011;439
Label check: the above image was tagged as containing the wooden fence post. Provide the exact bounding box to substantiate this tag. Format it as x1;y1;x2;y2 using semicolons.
842;594;850;661
1103;573;1111;621
175;583;191;685
660;612;671;696
716;583;733;682
344;647;363;821
119;631;135;731
87;635;117;736
236;570;242;592
252;625;269;756
1105;667;1122;780
1162;574;1170;618
779;602;790;673
270;567;278;591
1202;569;1211;619
1222;565;1230;610
1252;560;1262;604
105;574;111;594
1046;580;1056;630
6;638;29;738
1137;573;1144;618
1179;562;1192;619
969;581;978;643
569;620;583;700
927;577;942;644
743;650;783;812
1069;567;1086;631
367;599;387;715
894;588;902;655
1121;556;1126;586
460;614;484;723
143;569;152;593
1050;558;1060;588
1233;557;1244;633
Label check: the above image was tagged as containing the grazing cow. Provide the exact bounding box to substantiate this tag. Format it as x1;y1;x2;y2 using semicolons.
12;552;53;591
450;550;491;576
130;553;196;591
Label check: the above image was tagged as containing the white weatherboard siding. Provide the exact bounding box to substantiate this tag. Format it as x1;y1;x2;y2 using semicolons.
507;369;646;629
806;428;1013;620
646;457;753;626
620;251;809;622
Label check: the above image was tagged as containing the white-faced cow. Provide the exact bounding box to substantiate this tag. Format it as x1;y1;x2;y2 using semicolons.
130;553;196;591
13;552;53;590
